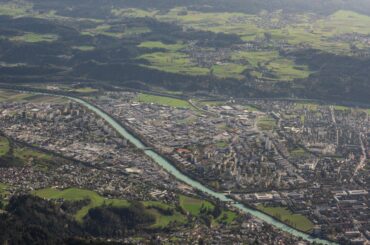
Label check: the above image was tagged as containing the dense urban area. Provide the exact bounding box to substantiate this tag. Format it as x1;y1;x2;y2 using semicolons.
0;86;368;244
1;0;370;244
0;89;312;244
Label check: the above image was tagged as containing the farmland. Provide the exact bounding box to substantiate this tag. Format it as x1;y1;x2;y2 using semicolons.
9;33;58;43
0;90;67;104
135;93;193;109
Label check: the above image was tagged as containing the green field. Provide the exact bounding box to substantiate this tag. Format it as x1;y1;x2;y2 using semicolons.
138;41;185;51
257;116;276;131
33;188;188;228
0;133;60;170
81;24;123;38
139;51;209;76
0;90;67;104
13;146;54;171
0;2;32;16
156;8;370;55
179;194;214;216
14;147;52;161
211;63;246;79
82;24;149;38
257;204;314;232
215;141;229;148
10;33;58;43
0;91;33;102
148;209;186;228
294;102;319;111
333;105;350;111
0;137;10;157
289;147;308;157
33;188;130;222
0;183;9;196
132;8;370;80
32;187;239;227
215;210;238;224
112;8;157;18
232;50;310;81
136;93;192;108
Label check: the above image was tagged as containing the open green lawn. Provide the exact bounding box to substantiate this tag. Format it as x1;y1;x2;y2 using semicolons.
0;137;10;157
333;105;349;111
257;204;314;232
215;210;238;224
136;93;192;109
179;194;214;216
289;147;308;157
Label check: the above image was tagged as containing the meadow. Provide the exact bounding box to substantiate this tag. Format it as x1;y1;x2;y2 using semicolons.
33;188;237;227
0;90;67;104
257;116;277;131
138;52;209;76
0;137;10;157
10;33;58;43
33;188;131;222
257;204;314;232
135;93;193;109
179;194;214;216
